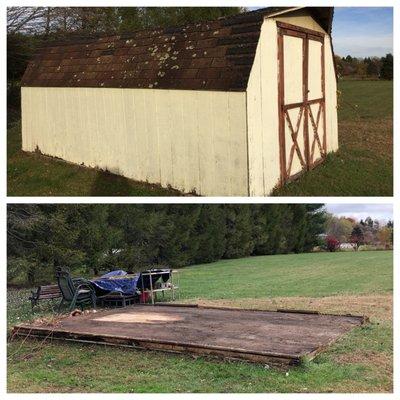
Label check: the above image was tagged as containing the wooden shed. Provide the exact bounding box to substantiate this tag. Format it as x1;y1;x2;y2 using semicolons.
21;7;338;196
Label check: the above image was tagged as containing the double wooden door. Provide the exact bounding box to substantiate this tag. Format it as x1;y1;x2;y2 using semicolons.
277;21;327;184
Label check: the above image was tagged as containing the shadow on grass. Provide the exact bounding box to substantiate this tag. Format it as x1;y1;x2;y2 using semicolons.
90;170;146;196
89;169;181;196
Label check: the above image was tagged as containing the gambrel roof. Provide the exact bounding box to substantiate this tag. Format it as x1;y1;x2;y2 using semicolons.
21;7;333;91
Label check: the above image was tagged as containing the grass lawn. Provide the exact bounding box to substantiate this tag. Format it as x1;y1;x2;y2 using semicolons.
273;80;393;196
8;80;392;196
7;251;393;393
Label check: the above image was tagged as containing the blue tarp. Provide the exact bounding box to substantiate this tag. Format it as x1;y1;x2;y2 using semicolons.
101;270;127;278
91;270;140;296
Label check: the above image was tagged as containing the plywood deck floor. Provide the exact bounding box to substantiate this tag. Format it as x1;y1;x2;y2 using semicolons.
12;304;367;367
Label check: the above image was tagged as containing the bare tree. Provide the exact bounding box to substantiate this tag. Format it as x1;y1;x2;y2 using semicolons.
7;7;47;34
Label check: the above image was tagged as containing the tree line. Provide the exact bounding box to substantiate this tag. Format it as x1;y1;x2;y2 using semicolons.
325;214;393;251
8;204;325;286
334;54;393;81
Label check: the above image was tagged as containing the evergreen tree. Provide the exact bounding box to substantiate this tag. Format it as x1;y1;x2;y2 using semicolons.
303;204;326;251
8;204;330;286
285;204;308;253
7;204;83;285
194;205;226;263
69;204;123;275
252;204;285;255
223;205;254;258
156;204;202;266
380;53;393;80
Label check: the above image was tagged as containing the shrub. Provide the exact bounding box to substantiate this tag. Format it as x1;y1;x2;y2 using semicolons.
326;236;340;252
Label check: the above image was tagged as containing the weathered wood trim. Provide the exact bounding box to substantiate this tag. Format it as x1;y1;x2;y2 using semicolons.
12;325;299;367
303;36;310;169
143;303;369;322
277;31;287;184
283;97;323;111
285;107;306;176
321;40;327;154
277;20;328;183
276;21;325;38
278;27;306;40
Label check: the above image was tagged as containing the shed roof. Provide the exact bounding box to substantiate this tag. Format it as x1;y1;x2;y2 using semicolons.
21;7;333;91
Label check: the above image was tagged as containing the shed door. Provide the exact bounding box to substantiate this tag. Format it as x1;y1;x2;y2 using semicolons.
277;22;327;184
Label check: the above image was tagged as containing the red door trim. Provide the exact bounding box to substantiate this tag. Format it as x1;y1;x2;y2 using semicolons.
277;22;327;185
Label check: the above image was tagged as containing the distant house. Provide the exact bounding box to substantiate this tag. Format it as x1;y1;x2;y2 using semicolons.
21;6;338;196
340;243;354;250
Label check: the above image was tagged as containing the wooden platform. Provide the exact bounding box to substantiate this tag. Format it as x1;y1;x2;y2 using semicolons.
12;304;367;367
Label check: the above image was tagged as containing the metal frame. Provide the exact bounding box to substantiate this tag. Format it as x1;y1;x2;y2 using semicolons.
139;269;180;305
277;21;327;185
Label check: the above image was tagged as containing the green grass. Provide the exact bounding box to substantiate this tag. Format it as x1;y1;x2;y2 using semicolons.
177;251;393;300
7;80;392;196
337;80;393;121
7;325;391;393
273;80;393;196
7;251;393;393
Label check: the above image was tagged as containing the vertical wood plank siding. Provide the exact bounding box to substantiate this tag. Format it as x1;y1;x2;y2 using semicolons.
21;87;248;196
246;19;281;196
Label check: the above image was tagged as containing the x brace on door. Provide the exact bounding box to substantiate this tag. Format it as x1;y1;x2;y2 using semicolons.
277;21;327;185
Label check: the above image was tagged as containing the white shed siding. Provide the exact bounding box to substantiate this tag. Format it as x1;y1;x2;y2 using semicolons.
324;35;339;153
21;87;248;196
246;19;280;196
246;11;338;196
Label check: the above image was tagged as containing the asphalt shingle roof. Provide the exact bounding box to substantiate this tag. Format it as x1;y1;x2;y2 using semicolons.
21;7;333;91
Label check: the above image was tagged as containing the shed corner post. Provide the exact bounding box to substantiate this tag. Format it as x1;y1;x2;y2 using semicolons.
245;91;251;197
277;27;287;187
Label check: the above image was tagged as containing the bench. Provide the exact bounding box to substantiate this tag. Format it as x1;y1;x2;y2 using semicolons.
29;284;62;308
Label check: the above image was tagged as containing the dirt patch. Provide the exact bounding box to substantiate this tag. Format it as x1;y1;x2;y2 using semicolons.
94;312;183;324
335;350;392;372
186;293;392;323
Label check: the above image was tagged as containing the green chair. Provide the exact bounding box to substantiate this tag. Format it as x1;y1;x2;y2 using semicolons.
56;268;96;312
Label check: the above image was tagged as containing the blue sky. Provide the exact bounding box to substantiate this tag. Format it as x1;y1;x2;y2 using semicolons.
325;204;393;221
333;7;393;57
251;7;393;57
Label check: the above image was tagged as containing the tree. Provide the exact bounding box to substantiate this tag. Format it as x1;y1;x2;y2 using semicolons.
302;204;326;251
380;53;393;80
223;205;254;258
7;204;330;286
349;225;364;251
157;204;202;266
71;205;123;275
365;56;381;77
7;204;84;285
251;204;286;255
377;227;393;248
194;205;226;263
325;214;354;243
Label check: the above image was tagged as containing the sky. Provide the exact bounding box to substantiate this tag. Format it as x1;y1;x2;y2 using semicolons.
325;204;393;222
251;7;393;57
332;7;393;57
